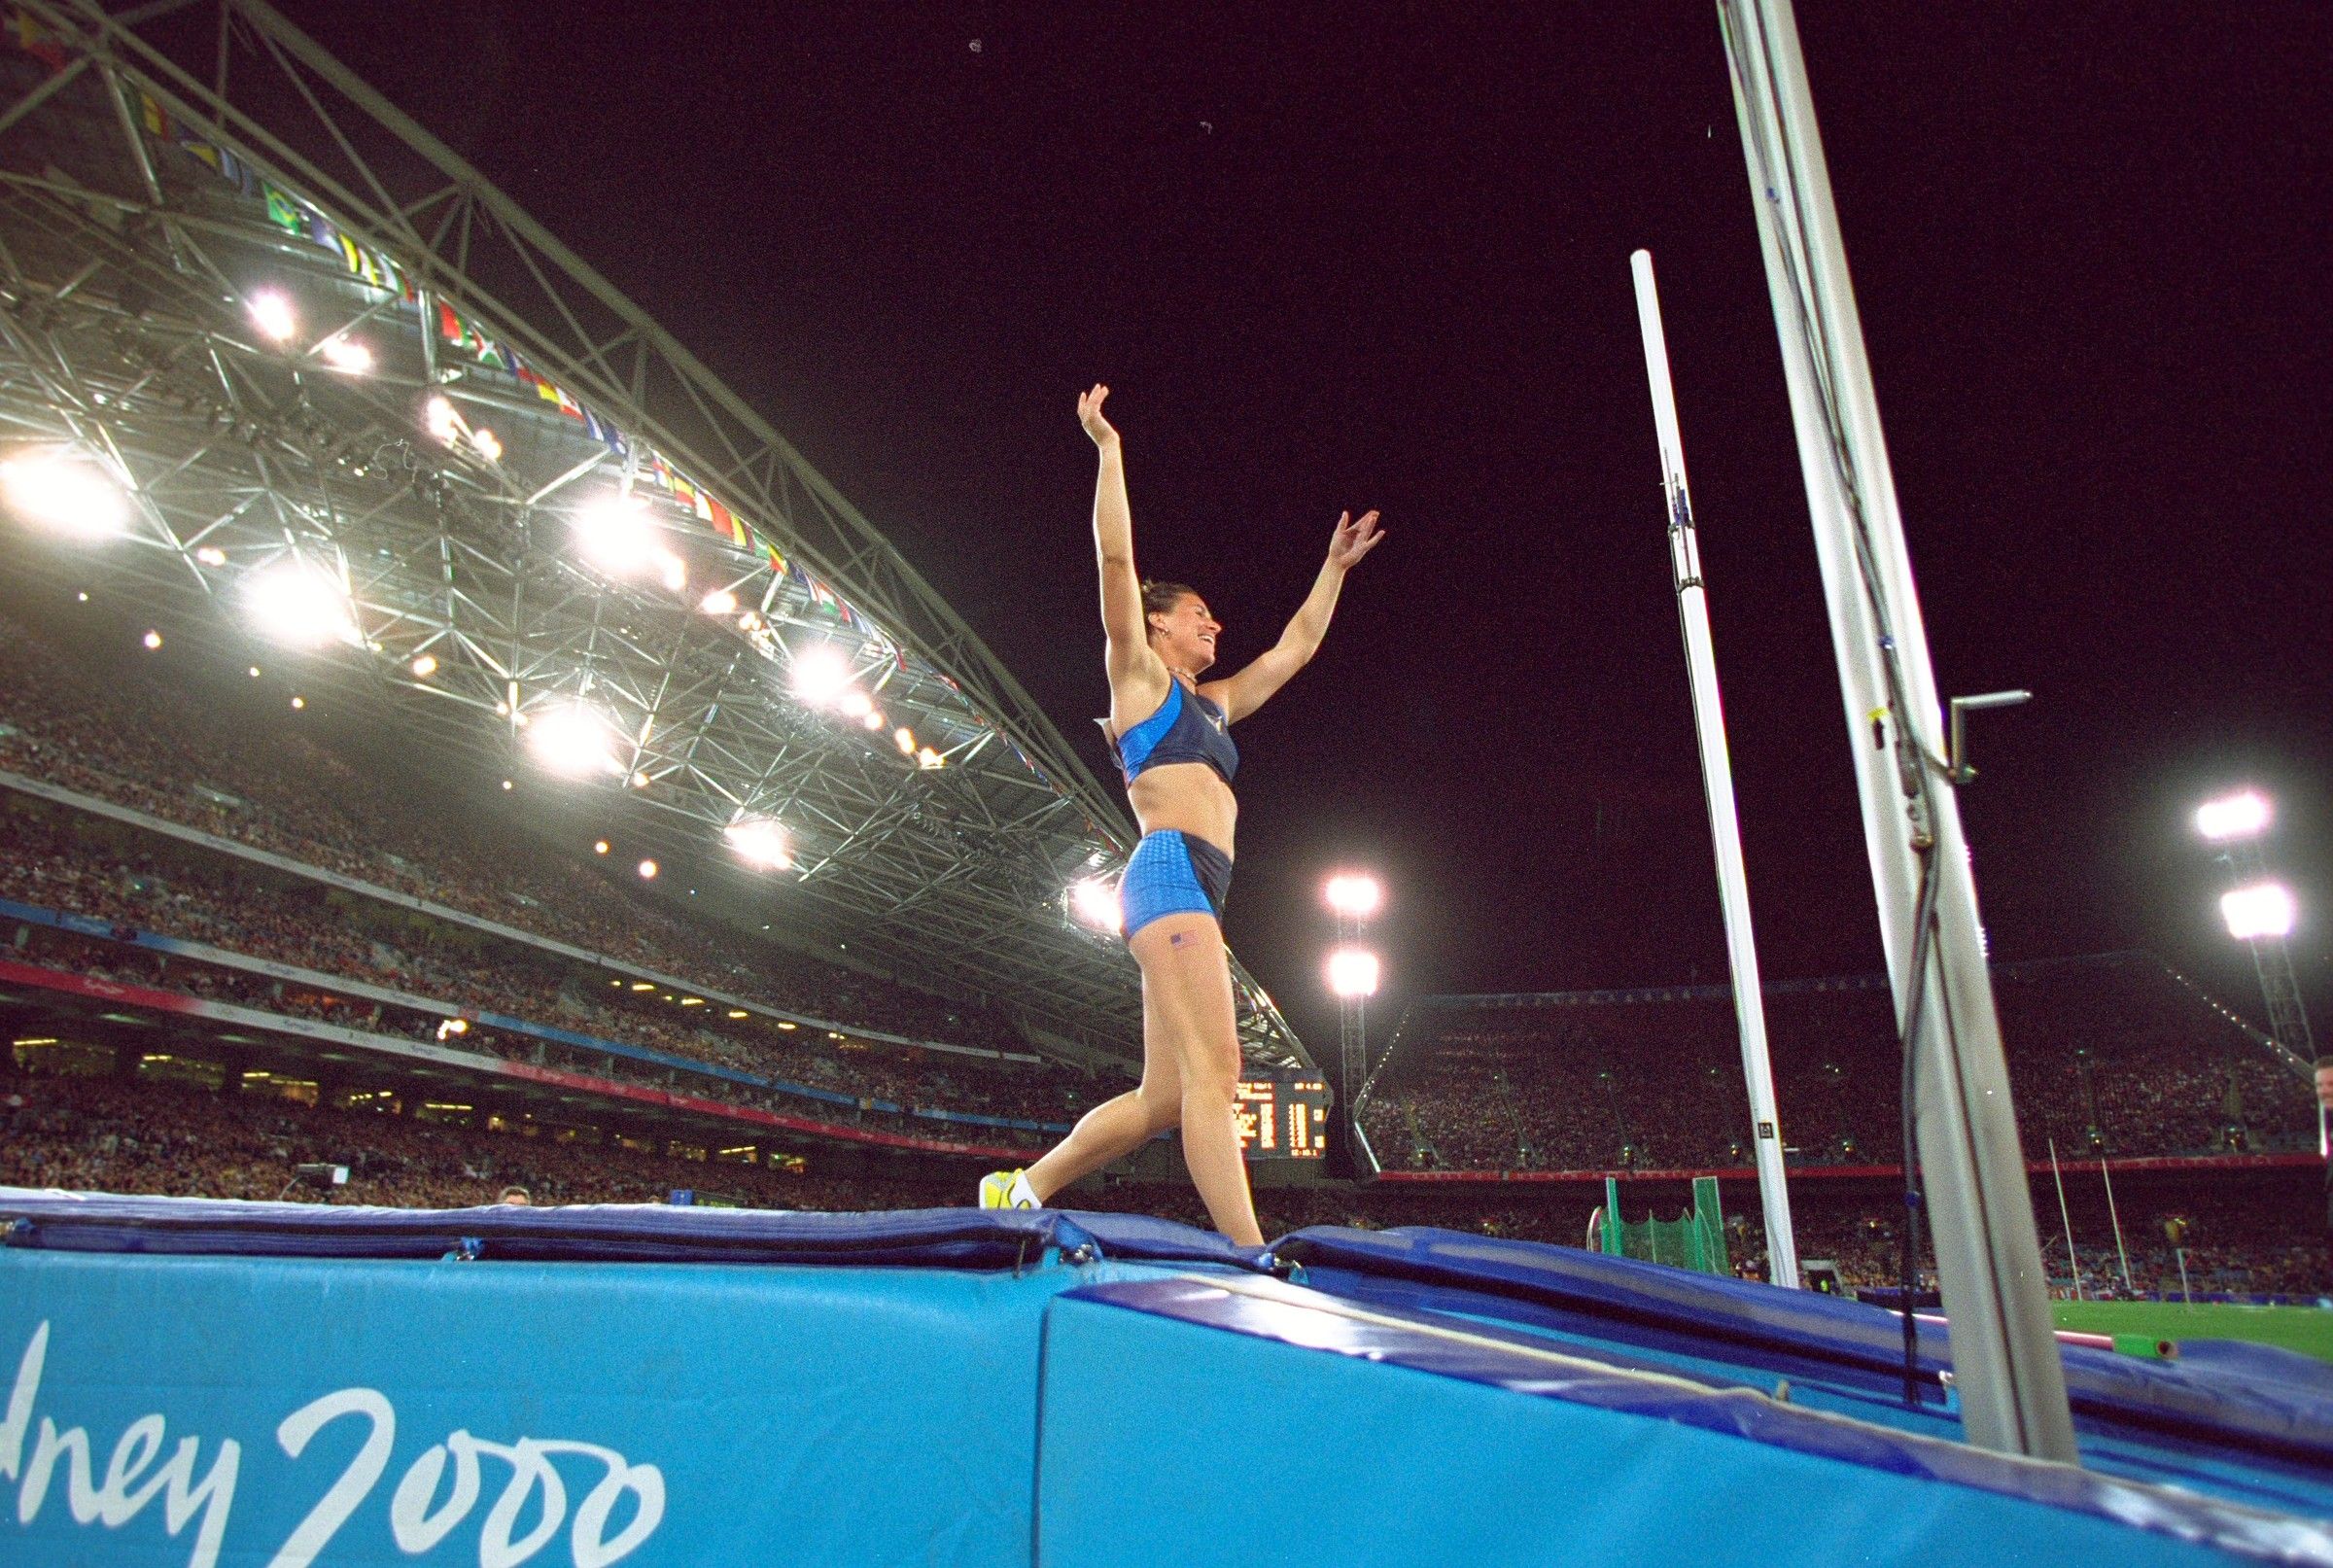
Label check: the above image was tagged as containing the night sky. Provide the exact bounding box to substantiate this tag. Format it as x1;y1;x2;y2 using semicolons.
261;3;2328;1052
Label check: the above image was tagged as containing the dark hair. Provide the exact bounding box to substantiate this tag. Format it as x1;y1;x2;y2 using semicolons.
1139;579;1201;641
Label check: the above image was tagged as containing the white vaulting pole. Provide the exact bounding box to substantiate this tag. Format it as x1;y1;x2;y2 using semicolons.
1629;250;1800;1290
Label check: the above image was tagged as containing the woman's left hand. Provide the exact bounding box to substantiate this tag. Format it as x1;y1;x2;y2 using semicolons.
1326;509;1385;573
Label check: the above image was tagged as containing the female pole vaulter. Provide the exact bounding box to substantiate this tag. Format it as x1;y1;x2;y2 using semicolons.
981;385;1382;1244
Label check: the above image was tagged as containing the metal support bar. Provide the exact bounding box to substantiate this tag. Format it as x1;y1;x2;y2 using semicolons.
1717;0;2077;1460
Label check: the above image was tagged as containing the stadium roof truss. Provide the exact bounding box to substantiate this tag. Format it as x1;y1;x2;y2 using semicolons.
0;0;1311;1070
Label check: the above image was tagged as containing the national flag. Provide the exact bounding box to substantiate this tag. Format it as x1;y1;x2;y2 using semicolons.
263;184;303;235
138;92;169;140
10;10;67;71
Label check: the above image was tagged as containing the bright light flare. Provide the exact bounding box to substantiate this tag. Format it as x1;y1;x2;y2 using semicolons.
838;689;873;719
248;290;296;342
243;561;359;648
916;746;944;770
424;396;462;445
0;454;128;539
2197;791;2271;844
318;336;372;373
1327;946;1381;998
573;496;679;587
1069;878;1122;933
195;545;227;566
1324;872;1384;919
637;858;659;880
894;726;917;755
470;427;504;465
724;818;793;871
791;645;853;708
2222;883;2297;942
700;588;739;615
410;653;437;678
526;702;622;778
140;630;161;650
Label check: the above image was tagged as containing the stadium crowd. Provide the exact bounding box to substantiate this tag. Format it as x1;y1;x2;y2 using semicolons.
0;808;1097;1133
0;612;1069;1064
0;679;1108;1134
7;1066;2320;1294
1361;962;2313;1173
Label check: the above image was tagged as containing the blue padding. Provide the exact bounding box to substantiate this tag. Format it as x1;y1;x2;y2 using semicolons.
0;1190;1271;1272
1046;1274;2331;1567
0;1250;1076;1567
1279;1226;2333;1465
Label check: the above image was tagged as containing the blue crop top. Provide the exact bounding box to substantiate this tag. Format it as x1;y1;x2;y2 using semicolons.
1103;678;1239;785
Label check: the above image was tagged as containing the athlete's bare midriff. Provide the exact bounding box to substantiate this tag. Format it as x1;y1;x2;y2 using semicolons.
1126;760;1237;860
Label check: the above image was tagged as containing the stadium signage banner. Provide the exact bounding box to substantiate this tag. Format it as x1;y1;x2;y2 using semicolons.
1;1251;1056;1568
1;1321;665;1568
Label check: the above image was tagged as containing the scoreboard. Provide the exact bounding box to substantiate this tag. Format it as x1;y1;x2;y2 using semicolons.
1236;1077;1332;1160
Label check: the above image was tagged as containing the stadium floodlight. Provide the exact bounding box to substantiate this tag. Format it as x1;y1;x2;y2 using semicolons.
917;747;945;770
724;818;793;871
838;689;874;719
637;858;658;880
195;545;227;566
1326;946;1381;998
141;630;161;649
526;702;622;778
1324;873;1384;920
0;453;128;538
2196;791;2271;844
1069;878;1122;933
700;587;739;616
247;290;296;343
243;560;360;648
470;427;505;465
424;395;462;445
2222;882;2297;942
861;710;887;732
410;653;437;678
574;495;657;573
790;645;853;708
317;335;372;373
894;726;917;755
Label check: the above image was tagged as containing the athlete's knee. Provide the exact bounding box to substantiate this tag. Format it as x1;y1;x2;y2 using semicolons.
1135;1082;1181;1132
1181;1043;1241;1105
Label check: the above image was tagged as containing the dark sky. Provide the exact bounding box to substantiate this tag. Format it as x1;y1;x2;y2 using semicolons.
263;2;2329;1051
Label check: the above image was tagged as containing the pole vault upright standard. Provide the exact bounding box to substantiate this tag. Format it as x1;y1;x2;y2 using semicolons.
1628;250;1800;1292
1717;0;2077;1460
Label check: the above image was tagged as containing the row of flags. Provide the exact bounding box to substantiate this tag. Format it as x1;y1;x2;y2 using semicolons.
15;16;1065;798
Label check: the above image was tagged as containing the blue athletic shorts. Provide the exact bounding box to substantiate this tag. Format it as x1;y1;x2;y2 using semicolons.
1120;829;1233;940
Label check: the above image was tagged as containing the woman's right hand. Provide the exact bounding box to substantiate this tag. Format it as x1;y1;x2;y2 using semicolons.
1077;384;1120;450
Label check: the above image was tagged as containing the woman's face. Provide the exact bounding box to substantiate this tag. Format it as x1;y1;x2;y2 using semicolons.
1149;592;1220;675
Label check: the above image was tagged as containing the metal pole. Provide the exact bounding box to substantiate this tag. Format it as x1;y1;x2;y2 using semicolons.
1629;248;1799;1291
2047;1137;2081;1302
2100;1158;2134;1294
1716;0;2077;1460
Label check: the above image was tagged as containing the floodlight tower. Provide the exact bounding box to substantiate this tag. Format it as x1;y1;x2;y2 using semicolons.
2195;791;2318;1150
1325;873;1384;1178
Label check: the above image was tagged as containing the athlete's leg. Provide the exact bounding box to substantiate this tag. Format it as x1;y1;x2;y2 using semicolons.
1130;911;1263;1247
1022;978;1182;1202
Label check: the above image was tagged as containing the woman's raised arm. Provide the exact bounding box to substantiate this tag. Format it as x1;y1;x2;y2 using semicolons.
1081;385;1149;679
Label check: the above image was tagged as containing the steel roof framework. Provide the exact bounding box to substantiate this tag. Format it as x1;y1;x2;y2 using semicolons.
0;0;1311;1070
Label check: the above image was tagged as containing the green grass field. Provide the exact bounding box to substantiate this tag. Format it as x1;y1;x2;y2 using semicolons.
2052;1300;2333;1364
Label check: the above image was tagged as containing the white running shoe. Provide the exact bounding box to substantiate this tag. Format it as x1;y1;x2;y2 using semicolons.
978;1168;1039;1209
